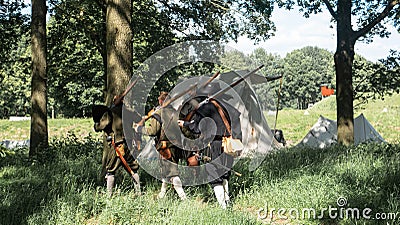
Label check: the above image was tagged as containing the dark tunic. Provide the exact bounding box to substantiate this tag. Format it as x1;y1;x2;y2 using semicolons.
93;103;140;177
182;98;242;187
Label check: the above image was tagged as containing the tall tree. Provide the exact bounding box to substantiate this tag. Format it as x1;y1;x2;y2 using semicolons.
248;48;283;111
105;0;132;104
30;0;48;156
275;0;399;145
280;46;334;109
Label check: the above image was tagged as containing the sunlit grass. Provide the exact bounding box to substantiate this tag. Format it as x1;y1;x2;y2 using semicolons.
0;118;101;141
268;94;400;145
0;94;399;224
0;134;399;224
1;94;399;144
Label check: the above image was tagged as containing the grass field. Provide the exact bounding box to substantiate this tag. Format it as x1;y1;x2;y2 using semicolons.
0;118;101;141
0;94;399;225
1;94;399;144
266;94;400;145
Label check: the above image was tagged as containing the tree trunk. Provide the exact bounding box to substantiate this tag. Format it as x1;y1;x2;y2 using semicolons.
30;0;48;157
100;0;132;178
335;0;355;145
105;0;132;105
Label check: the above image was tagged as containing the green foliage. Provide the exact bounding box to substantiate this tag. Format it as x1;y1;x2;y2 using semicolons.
0;1;30;118
353;53;400;107
47;17;104;117
218;48;284;111
281;46;335;109
157;0;275;42
47;0;108;117
248;48;284;110
0;0;29;71
219;49;250;70
0;32;31;118
46;0;178;116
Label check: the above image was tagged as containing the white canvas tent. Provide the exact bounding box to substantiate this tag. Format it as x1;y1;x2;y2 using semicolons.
353;114;385;144
297;114;385;148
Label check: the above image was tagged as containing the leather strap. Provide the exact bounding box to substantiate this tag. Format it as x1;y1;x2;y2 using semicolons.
209;99;231;136
112;138;134;176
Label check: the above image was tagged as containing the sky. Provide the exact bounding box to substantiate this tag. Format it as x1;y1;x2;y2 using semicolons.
24;1;399;62
228;7;400;62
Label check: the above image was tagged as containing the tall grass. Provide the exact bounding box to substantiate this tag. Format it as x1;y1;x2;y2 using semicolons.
0;94;399;224
1;134;399;224
233;143;400;224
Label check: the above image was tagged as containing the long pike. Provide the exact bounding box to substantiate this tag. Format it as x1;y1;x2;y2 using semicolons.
142;71;221;121
185;65;269;120
113;77;140;106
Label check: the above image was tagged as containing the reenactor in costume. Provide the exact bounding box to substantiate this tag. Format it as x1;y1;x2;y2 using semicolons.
178;82;242;209
135;91;187;200
92;96;141;197
178;94;207;168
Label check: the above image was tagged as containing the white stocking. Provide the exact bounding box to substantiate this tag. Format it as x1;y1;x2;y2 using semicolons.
222;179;230;203
172;176;187;200
213;185;226;209
106;174;115;197
157;178;168;199
131;173;141;194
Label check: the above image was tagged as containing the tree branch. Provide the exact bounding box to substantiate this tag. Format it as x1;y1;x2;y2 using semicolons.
353;0;399;40
210;0;230;11
156;0;191;38
322;0;338;20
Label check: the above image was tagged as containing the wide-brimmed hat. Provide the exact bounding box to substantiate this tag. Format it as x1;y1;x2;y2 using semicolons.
196;82;233;101
92;105;110;122
196;82;220;96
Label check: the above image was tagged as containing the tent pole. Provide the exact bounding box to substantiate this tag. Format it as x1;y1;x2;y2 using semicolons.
273;75;283;132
